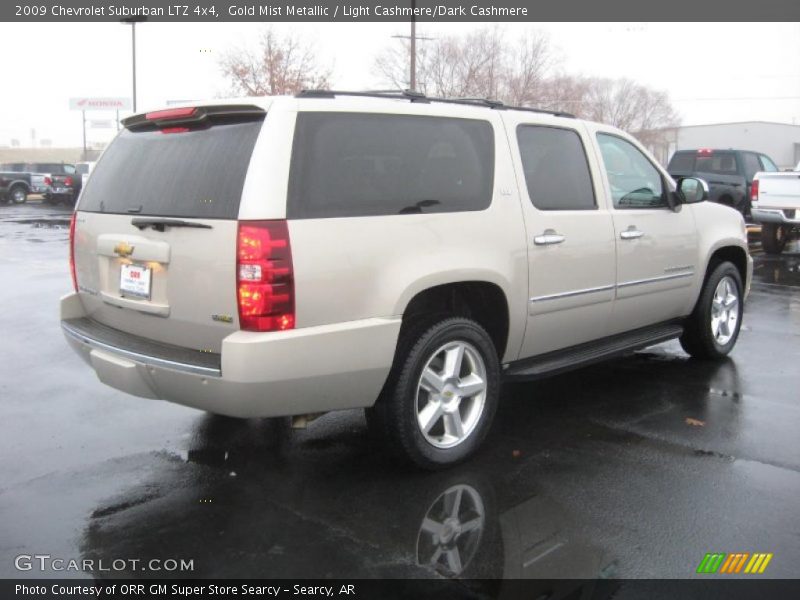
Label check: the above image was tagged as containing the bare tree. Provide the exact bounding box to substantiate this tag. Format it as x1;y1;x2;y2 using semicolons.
375;27;552;103
374;30;679;141
503;32;555;106
539;76;680;141
220;28;332;96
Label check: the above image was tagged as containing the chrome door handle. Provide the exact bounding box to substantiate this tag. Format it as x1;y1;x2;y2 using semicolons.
620;226;644;240
533;229;566;245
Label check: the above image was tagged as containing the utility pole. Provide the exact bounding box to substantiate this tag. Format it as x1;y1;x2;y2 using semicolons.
391;1;433;92
410;0;416;91
131;21;137;112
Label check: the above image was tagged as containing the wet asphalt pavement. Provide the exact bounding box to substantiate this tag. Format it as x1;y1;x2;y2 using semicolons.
0;201;799;586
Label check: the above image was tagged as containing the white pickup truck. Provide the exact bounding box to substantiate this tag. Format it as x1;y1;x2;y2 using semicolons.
752;161;800;254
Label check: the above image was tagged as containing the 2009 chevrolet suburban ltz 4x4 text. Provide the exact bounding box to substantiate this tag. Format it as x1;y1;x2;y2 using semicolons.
61;91;752;468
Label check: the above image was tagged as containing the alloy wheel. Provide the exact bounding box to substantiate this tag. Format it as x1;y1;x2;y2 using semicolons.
415;341;487;449
710;275;739;345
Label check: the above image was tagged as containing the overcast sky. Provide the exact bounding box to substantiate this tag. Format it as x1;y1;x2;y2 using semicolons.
0;21;798;147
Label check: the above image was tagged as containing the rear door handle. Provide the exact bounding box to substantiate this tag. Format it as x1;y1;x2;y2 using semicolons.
620;226;644;240
534;229;566;245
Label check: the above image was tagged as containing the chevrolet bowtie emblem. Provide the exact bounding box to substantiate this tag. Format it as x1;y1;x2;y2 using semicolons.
113;241;135;258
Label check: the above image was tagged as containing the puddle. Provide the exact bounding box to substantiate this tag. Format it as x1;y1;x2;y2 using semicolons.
6;218;70;229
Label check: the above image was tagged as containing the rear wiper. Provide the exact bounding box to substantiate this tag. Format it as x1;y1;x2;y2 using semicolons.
131;217;213;232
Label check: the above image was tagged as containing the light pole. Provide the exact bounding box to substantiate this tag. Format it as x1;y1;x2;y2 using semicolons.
121;17;147;112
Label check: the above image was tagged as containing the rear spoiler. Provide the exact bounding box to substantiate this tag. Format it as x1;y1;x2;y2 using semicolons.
122;104;266;132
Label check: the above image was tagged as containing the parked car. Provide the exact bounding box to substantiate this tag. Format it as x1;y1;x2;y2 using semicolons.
667;148;779;218
48;170;82;205
76;161;96;190
751;160;800;254
61;93;752;468
33;162;81;205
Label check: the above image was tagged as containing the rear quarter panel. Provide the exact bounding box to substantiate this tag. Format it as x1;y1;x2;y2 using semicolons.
242;99;529;363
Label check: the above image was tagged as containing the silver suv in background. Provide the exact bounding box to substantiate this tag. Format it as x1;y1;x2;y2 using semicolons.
61;92;752;468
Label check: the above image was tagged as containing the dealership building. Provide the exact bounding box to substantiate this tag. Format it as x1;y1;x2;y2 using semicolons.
646;121;800;169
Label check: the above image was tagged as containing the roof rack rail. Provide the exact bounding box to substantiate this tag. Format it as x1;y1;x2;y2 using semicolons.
449;97;506;109
296;89;574;118
297;89;429;102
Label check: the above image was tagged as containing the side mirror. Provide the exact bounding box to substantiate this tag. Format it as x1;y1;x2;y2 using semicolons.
677;177;709;204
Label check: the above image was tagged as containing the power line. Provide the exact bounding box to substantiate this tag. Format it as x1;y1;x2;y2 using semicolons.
674;96;800;102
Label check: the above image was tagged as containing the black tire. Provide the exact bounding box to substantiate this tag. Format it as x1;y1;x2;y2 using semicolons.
680;261;744;359
368;317;500;469
9;185;27;204
761;223;787;255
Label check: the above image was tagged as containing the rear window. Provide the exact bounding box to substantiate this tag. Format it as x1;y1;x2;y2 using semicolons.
29;163;66;174
667;153;694;172
79;120;263;219
287;112;494;219
668;152;739;175
695;153;737;174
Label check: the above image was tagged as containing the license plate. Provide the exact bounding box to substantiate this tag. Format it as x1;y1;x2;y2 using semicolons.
120;263;152;299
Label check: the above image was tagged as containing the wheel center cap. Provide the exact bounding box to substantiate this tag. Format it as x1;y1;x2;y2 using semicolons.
440;518;459;543
441;386;459;411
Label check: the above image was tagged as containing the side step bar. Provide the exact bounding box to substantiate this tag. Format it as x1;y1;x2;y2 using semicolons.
503;323;684;382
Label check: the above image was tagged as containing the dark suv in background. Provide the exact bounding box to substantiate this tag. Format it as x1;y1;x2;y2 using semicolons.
667;149;779;218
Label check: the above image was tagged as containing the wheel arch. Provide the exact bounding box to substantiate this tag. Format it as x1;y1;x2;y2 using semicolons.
706;244;748;288
692;243;749;315
8;179;30;192
397;279;512;361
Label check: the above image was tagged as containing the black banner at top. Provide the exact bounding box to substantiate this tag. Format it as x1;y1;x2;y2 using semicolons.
3;0;800;22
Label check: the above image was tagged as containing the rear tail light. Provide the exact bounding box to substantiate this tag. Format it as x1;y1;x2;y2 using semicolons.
69;212;78;292
64;176;73;187
44;176;52;186
236;221;295;332
751;179;759;202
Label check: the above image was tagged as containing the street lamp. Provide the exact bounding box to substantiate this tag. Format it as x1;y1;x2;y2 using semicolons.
121;16;147;113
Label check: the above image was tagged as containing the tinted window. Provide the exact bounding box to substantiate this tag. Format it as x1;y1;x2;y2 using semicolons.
597;134;666;209
288;113;494;219
759;155;779;172
694;153;737;175
0;163;25;172
516;125;595;210
743;153;762;179
667;153;694;172
27;163;65;174
79;120;263;219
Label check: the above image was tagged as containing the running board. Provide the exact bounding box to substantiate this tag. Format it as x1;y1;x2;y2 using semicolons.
503;323;684;382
